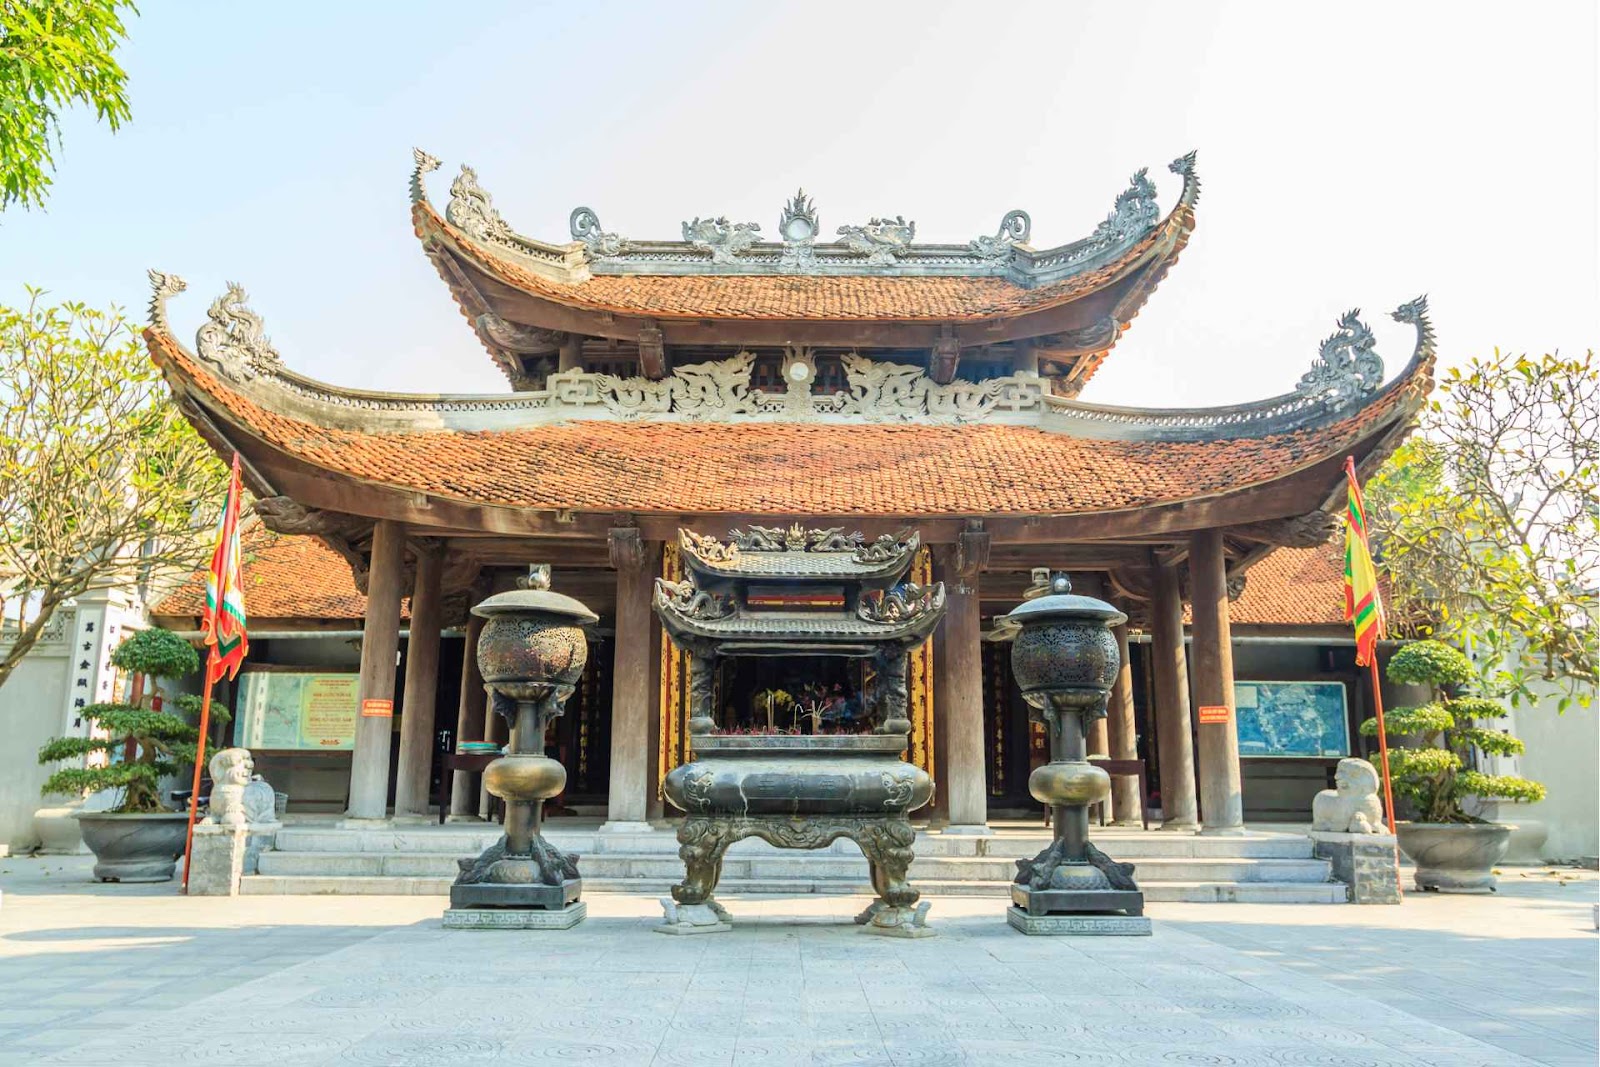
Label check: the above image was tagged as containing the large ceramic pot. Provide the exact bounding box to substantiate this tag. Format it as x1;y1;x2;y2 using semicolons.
73;811;189;882
1397;821;1513;892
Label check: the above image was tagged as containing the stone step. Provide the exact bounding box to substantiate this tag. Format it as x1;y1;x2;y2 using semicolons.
238;874;1347;904
268;826;1316;861
255;849;1331;885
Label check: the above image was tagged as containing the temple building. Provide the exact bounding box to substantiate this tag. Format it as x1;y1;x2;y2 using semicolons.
144;148;1434;836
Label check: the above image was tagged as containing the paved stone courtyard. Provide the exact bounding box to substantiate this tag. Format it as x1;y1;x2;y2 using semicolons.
0;856;1594;1066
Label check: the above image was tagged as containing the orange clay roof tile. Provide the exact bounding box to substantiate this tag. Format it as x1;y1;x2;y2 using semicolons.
149;328;1412;518
153;522;406;621
416;201;1189;322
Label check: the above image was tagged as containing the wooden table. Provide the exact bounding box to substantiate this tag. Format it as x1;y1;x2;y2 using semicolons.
437;751;503;825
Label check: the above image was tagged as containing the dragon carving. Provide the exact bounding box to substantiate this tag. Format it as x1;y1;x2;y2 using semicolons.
680;529;739;563
1295;309;1385;406
858;582;944;624
969;209;1031;263
836;216;916;265
569;207;627;259
194;283;283;380
654;575;734;621
445;164;509;242
854;532;914;565
808;527;864;552
682;217;762;263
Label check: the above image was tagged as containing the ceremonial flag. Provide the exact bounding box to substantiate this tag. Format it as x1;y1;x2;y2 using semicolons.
184;453;250;891
1343;455;1400;847
1343;456;1386;668
202;454;249;683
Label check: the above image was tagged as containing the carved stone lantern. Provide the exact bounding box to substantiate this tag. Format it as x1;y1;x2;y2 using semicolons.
1000;572;1150;935
442;565;597;930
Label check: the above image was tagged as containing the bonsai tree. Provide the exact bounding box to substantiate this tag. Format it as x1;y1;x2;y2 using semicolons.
35;626;216;814
1361;639;1546;823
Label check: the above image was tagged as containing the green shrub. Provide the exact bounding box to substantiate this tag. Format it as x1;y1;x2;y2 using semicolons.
36;627;209;814
1376;639;1545;822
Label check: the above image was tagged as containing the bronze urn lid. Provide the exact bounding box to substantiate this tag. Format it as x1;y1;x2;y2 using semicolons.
999;573;1126;628
471;565;598;625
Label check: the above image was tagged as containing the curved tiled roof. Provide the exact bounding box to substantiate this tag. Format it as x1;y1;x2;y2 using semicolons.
145;320;1431;519
418;199;1192;323
1229;542;1353;627
153;522;404;621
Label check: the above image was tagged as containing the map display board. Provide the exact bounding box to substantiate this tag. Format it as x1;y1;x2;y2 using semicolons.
1234;680;1350;758
237;671;360;751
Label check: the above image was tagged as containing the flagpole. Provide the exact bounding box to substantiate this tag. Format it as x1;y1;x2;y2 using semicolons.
180;648;219;893
1368;657;1398;836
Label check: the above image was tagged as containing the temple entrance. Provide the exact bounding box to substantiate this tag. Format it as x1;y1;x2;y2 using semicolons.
717;656;871;735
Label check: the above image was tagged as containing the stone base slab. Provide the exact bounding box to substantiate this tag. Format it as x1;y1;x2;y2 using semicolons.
655;898;733;935
1006;907;1152;936
449;878;581;910
1309;831;1400;904
443;901;586;929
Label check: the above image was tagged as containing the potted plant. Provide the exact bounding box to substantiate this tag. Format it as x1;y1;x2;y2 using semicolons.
1361;639;1545;892
35;627;214;882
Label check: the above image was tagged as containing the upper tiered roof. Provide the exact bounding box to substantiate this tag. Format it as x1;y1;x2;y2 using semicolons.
410;150;1203;388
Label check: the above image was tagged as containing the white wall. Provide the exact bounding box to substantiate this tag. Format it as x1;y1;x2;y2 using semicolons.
0;610;75;851
1497;684;1599;863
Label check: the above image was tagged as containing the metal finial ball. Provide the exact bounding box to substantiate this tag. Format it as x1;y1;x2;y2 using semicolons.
1050;573;1072;595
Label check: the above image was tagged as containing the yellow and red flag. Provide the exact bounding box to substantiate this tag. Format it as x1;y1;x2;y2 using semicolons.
1343;456;1386;667
202;454;249;683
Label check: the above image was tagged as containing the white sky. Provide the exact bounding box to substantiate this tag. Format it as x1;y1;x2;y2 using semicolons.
1;0;1595;406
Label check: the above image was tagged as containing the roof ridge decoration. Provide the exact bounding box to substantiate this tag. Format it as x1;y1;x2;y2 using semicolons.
1294;309;1384;405
682;216;763;263
445;164;510;242
195;281;283;380
413;150;1201;284
778;189;819;271
147;276;1431;442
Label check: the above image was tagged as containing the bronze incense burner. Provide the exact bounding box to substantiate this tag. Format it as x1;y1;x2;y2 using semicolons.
445;566;597;929
1000;572;1150;935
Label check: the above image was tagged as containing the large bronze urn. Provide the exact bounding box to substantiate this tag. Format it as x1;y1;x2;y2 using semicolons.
1000;572;1150;935
444;566;597;930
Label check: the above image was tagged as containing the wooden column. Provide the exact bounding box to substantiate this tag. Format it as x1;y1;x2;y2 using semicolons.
1106;621;1141;825
448;610;488;819
393;545;443;818
1151;559;1199;830
934;528;990;831
1190;528;1244;833
557;335;583;373
604;528;657;830
346;519;404;821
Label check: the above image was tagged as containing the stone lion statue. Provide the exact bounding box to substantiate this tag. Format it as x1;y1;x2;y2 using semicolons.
205;748;278;827
1312;757;1384;833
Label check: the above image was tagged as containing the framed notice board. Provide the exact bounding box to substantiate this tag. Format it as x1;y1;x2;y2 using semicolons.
237;670;360;751
1234;680;1350;758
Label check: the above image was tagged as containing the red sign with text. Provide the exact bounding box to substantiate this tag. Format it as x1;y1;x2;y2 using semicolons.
360;698;393;718
1197;704;1231;724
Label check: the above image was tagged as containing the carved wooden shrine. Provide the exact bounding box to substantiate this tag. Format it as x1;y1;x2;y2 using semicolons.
654;527;945;936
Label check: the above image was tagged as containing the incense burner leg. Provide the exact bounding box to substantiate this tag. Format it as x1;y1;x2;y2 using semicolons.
659;817;737;934
854;818;932;937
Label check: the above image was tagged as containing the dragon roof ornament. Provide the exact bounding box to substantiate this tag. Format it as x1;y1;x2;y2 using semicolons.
415;152;1198;284
194;282;283;381
445;164;510;242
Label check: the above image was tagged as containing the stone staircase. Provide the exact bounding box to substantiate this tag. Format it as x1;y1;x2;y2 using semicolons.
244;821;1348;903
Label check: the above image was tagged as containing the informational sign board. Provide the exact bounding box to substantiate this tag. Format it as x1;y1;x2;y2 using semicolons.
1234;680;1350;758
1197;705;1231;724
237;671;360;751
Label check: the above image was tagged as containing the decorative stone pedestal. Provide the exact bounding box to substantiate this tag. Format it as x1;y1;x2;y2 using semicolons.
187;821;282;895
655;898;733;935
1006;907;1152;936
444;902;587;930
187;825;247;896
1309;830;1401;904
